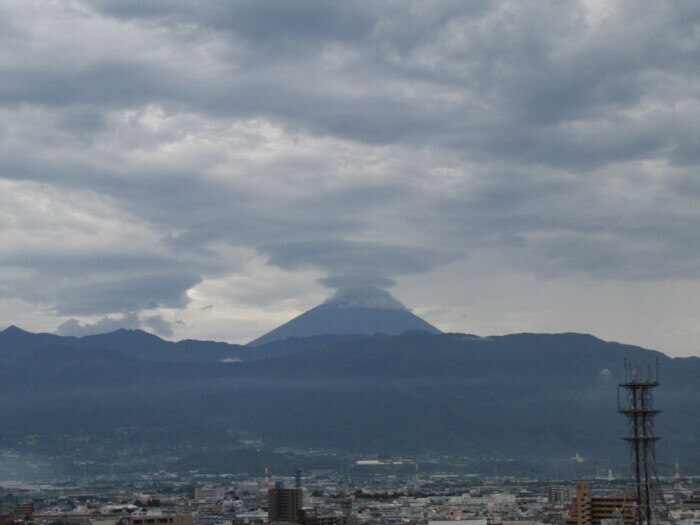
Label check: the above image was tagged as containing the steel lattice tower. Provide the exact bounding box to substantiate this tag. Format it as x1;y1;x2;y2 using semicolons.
618;360;673;525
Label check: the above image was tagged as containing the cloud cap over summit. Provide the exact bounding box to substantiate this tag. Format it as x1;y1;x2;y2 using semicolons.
323;286;407;310
248;286;441;347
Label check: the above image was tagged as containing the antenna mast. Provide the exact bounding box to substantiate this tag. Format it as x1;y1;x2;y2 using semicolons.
618;359;673;525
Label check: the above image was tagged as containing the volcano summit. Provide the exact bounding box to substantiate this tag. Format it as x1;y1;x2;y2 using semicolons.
247;286;441;346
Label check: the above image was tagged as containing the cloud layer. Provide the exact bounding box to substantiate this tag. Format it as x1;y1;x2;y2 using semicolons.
1;0;700;355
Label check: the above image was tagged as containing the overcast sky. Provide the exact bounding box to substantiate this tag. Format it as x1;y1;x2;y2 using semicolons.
2;0;700;356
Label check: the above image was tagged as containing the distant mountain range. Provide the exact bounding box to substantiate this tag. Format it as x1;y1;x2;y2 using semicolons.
1;324;698;477
0;324;374;363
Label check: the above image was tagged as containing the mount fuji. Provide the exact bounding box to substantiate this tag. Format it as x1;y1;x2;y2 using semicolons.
247;286;441;346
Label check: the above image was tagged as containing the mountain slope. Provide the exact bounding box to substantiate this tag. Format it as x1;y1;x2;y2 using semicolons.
1;330;697;465
0;325;77;361
248;286;441;346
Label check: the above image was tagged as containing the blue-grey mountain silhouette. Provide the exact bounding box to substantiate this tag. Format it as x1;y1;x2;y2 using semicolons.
1;326;699;478
248;286;441;346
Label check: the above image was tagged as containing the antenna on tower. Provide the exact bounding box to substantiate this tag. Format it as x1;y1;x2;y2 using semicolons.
617;359;674;525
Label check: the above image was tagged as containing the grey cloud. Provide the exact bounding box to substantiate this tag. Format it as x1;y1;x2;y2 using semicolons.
1;252;185;276
1;0;700;342
56;312;175;337
202;1;374;48
527;231;700;282
142;315;175;337
427;162;700;281
4;0;694;171
0;62;177;108
3;271;202;317
318;276;397;290
152;168;411;255
0;238;221;316
468;118;668;172
93;0;374;45
262;240;461;286
59;107;106;137
51;272;202;316
56;312;141;336
1;151;265;254
428;169;578;241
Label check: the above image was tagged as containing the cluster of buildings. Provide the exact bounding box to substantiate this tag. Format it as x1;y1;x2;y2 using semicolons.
1;470;699;525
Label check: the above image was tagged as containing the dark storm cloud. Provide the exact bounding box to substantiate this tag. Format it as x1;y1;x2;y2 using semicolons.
262;240;460;281
0;62;176;108
2;0;700;340
5;1;691;167
54;272;201;316
93;0;373;39
2;268;201;317
0;252;181;276
0;249;212;315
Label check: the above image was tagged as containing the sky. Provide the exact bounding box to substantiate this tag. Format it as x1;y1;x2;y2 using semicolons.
2;0;700;357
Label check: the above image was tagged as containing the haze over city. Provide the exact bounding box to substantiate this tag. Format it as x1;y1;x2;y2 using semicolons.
2;1;700;357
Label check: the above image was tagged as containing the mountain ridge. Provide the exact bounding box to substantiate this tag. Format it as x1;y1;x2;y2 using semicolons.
0;325;256;363
1;326;698;466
